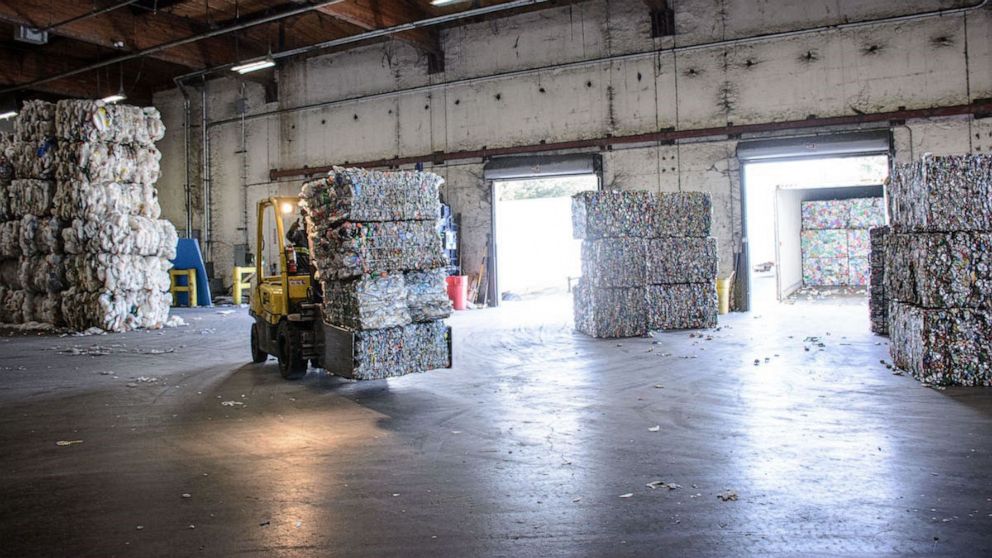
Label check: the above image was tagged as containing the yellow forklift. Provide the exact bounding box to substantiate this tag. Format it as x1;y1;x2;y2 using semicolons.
248;196;320;379
249;195;453;380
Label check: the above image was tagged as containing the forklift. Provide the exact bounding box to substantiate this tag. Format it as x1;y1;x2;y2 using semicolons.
248;196;321;379
248;196;454;380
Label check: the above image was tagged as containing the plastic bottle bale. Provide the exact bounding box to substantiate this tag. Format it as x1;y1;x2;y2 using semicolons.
54;100;165;146
889;154;992;232
5;289;26;323
0;259;20;289
301;167;443;224
581;238;646;288
55;142;161;185
54;180;158;221
39;292;64;326
18;215;40;256
656;192;713;237
61;214;130;255
889;301;992;386
0;285;7;323
65;254;170;292
14;100;56;143
885;232;992;309
11;140;57;180
132;289;172;329
404;269;452;322
17;255;65;293
9;179;55;217
0;133;12;222
572;191;657;240
646;283;718;330
36;217;63;254
645;237;718;285
156;219;178;259
311;220;447;280
321;272;411;330
0;220;21;259
573;281;647;338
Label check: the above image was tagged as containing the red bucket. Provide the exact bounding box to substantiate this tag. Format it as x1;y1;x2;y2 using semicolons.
445;275;468;310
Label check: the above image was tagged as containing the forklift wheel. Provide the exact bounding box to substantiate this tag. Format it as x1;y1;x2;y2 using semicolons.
278;323;308;380
250;324;268;363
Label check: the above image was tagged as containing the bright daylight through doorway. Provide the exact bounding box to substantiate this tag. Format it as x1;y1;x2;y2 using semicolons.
494;175;598;305
744;155;889;310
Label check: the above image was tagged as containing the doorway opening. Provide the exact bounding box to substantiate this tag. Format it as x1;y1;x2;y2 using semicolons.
492;174;598;304
743;155;889;311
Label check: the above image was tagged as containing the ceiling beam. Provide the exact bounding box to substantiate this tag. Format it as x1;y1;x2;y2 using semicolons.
317;0;441;54
0;47;156;102
0;0;266;69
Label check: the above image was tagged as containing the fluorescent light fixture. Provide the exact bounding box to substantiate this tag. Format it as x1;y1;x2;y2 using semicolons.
101;93;126;103
232;58;276;74
430;0;467;5
0;111;16;120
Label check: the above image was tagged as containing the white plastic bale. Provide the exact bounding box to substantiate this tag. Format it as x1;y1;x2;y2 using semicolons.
18;215;61;256
54;181;161;221
17;255;66;293
0;132;12;221
54;142;161;185
64;254;171;292
0;221;20;258
11;140;57;180
9;179;55;217
55;100;165;146
157;219;178;260
0;259;20;289
4;289;25;323
62;215;129;255
61;288;172;332
13;100;56;143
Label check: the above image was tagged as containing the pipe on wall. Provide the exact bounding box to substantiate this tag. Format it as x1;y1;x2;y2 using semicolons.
269;100;992;179
201;81;210;260
174;78;194;238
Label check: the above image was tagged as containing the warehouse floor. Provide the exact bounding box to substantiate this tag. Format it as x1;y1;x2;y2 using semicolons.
2;298;991;556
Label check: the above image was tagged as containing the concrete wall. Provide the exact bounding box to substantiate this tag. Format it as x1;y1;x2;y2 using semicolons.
153;0;992;292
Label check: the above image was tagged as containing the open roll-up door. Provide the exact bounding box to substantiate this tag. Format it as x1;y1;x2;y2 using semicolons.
734;130;892;311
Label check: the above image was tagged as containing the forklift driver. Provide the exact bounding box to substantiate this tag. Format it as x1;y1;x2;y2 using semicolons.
285;216;311;276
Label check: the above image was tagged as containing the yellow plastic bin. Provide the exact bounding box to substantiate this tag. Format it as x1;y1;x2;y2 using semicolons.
716;275;733;315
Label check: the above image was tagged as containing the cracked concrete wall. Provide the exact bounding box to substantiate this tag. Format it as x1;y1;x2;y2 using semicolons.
154;0;991;291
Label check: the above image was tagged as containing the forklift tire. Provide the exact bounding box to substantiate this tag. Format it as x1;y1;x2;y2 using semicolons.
277;323;308;380
250;324;268;363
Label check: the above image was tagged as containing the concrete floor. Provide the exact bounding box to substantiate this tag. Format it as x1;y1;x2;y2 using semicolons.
1;295;991;557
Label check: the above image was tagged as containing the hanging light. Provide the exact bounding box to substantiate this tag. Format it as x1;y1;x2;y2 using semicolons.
100;91;126;103
0;111;16;120
232;56;276;74
101;63;126;103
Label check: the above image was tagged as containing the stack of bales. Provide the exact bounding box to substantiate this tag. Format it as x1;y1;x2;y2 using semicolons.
0;99;176;331
301;167;452;380
887;154;992;386
868;225;890;334
800;198;885;287
572;190;717;338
